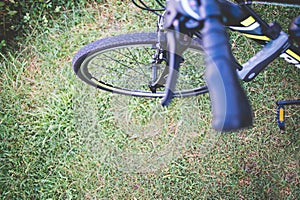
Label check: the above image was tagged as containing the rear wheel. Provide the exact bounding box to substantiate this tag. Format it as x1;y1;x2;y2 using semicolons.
72;32;208;98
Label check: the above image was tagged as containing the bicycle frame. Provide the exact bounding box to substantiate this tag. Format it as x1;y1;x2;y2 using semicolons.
219;1;300;81
151;0;300;82
152;1;300;82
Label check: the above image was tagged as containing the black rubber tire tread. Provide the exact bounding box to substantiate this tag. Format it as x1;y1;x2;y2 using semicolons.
72;32;208;97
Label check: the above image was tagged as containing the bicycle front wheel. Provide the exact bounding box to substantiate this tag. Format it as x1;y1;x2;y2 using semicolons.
72;32;207;98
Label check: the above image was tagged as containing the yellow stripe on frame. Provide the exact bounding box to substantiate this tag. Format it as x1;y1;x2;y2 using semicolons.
242;33;270;41
286;49;300;62
241;16;256;27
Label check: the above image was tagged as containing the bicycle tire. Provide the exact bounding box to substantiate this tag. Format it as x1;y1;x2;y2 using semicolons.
72;32;208;98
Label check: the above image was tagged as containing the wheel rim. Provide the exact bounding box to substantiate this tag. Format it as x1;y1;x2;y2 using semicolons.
79;43;207;97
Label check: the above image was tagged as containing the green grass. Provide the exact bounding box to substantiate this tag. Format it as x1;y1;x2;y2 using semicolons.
1;0;299;199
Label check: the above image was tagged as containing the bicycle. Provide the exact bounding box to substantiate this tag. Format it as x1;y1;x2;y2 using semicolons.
72;0;300;132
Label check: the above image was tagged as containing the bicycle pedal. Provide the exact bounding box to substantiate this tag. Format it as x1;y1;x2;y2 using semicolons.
238;32;289;82
276;104;285;130
276;100;300;131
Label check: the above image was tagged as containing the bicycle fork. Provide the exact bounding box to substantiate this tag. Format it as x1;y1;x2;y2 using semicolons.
149;12;190;102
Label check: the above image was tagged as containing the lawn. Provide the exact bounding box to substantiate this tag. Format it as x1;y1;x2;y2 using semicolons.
0;0;299;199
